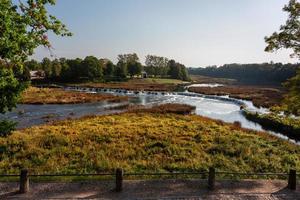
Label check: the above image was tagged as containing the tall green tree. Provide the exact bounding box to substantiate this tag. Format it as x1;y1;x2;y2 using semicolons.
51;59;62;79
265;0;300;115
82;56;103;81
117;53;139;64
115;61;128;79
41;57;52;79
65;58;82;81
0;0;71;65
0;67;26;114
168;59;190;81
145;55;169;77
0;0;71;135
127;61;142;77
117;53;141;78
103;60;115;77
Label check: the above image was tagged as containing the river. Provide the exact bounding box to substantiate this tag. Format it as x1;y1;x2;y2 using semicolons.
0;85;298;144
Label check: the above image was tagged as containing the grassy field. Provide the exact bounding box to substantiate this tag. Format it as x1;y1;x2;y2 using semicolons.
68;78;187;92
188;86;285;108
21;87;128;104
190;75;236;85
0;106;299;174
142;78;188;84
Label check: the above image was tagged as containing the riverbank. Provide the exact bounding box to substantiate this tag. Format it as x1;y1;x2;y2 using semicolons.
1;105;299;174
243;110;300;140
21;87;128;104
188;85;285;108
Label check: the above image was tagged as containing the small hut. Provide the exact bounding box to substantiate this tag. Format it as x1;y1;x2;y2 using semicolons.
141;71;148;79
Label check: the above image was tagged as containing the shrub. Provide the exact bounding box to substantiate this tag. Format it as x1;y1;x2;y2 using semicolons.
0;120;17;137
129;103;196;115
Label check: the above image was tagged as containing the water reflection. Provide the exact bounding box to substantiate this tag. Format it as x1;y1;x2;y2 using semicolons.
0;86;298;144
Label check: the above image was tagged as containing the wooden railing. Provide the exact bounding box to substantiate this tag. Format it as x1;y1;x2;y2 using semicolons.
0;168;298;194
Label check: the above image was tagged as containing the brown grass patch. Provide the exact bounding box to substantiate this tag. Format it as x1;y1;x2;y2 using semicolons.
188;86;285;108
21;87;128;104
128;103;196;115
68;79;181;92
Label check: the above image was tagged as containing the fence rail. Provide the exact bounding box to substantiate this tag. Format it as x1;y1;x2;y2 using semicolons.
215;172;288;176
0;168;297;194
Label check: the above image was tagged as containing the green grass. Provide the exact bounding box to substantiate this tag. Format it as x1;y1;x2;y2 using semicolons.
0;112;299;175
142;78;188;84
190;75;236;84
243;110;300;137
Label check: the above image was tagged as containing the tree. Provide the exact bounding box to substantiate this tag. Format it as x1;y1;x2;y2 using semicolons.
168;59;178;79
283;70;300;115
65;58;82;81
41;57;52;79
145;55;169;77
0;0;71;135
103;60;115;77
117;53;141;78
265;0;300;115
265;0;300;58
168;59;190;81
117;53;139;64
188;63;298;85
0;67;26;114
127;62;142;77
115;61;128;79
82;56;103;81
24;59;40;70
0;0;71;65
59;58;70;81
51;59;62;79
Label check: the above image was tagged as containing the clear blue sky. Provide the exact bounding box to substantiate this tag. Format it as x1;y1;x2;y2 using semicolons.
32;0;298;67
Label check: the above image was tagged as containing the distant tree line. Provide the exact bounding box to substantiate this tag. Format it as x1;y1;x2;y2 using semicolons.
145;55;189;81
188;63;299;85
24;54;190;82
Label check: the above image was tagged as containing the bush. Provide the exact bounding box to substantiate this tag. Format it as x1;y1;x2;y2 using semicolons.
0;120;17;137
129;103;196;115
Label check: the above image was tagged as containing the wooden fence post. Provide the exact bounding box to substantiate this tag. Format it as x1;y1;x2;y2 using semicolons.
288;169;296;190
115;168;123;192
19;169;29;194
208;167;215;191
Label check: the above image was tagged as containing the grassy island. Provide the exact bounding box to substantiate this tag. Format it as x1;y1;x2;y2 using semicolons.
188;85;284;108
0;105;299;175
68;78;188;92
20;87;128;104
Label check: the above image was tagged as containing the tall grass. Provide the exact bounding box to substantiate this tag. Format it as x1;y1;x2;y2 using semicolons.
0;111;299;174
21;87;128;104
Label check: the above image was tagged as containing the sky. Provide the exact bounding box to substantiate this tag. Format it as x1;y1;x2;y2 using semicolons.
32;0;298;67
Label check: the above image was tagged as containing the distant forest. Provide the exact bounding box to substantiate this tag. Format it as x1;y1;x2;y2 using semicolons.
22;54;190;83
188;63;300;85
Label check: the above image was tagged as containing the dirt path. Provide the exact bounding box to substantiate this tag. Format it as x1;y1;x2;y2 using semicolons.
1;179;299;199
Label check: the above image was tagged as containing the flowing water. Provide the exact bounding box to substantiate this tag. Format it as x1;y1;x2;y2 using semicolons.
0;84;298;144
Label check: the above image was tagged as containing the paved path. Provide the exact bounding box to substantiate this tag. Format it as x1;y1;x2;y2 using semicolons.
0;179;299;199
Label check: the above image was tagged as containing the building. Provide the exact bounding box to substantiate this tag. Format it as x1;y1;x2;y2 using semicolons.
30;70;45;80
141;71;148;79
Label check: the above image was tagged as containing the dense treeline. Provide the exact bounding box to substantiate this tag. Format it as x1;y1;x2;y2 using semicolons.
144;55;189;81
24;54;190;82
188;63;299;85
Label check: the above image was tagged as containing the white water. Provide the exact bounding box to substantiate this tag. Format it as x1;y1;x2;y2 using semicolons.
1;85;298;144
